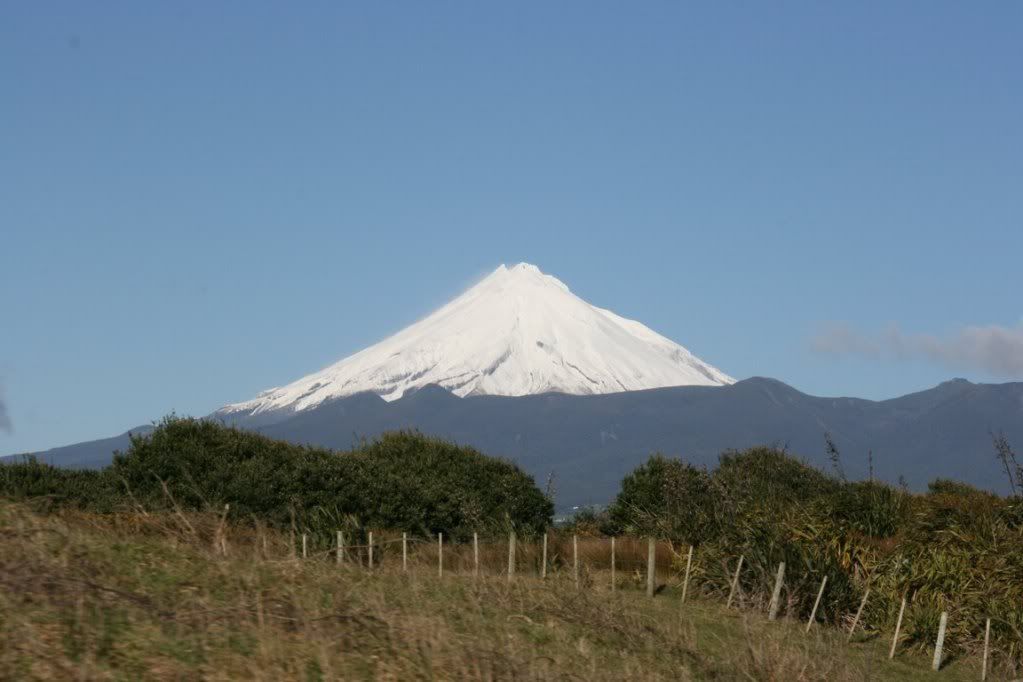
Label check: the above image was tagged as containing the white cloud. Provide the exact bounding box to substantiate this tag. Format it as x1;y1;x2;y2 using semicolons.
811;322;1023;378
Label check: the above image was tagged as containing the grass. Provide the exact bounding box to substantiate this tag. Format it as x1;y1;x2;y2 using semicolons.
0;501;1002;680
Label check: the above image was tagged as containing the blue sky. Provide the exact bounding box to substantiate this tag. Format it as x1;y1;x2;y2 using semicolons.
2;2;1021;454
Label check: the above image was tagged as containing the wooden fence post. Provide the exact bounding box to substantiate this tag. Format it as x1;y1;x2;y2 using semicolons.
982;617;991;681
573;535;579;587
889;594;907;659
768;562;785;621
726;555;744;608
610;537;616;592
847;588;869;641
541;532;548;579
473;532;479;577
507;531;516;581
932;611;948;672
336;530;343;565
302;533;308;559
438;532;443;578
214;504;229;556
681;545;693;604
402;532;408;572
806;576;827;632
646;538;656;598
368;531;374;570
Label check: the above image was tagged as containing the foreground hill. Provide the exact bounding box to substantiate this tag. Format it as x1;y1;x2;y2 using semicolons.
0;500;984;680
9;377;1023;508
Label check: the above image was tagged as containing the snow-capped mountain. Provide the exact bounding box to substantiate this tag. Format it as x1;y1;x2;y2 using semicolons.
219;263;733;418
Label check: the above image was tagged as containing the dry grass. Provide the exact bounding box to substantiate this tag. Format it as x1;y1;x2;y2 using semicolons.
0;502;995;680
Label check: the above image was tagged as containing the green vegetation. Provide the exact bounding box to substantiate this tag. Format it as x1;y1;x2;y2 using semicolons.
0;417;553;541
600;447;1023;667
3;423;1020;677
0;501;987;680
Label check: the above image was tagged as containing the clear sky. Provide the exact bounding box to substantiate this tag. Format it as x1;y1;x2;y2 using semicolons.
2;2;1022;454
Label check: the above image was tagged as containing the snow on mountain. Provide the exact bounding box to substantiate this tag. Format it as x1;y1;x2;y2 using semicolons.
219;263;734;417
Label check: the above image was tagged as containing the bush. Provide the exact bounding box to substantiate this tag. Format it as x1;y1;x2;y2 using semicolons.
606;455;717;543
829;481;908;538
0;456;116;511
346;431;553;539
928;478;990;497
609;446;1023;659
560;506;613;536
1;418;553;541
713;446;839;513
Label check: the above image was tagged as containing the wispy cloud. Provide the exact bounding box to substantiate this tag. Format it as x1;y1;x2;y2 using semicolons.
811;322;1023;378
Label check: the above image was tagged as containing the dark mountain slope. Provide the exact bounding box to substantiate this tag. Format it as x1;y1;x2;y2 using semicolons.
4;426;153;470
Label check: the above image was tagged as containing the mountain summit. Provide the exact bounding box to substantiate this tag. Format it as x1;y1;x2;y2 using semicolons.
219;263;733;417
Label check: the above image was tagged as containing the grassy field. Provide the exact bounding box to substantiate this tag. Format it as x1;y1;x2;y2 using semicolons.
0;501;1003;680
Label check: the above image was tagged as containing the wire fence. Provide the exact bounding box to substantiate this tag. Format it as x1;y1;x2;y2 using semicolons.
268;529;1000;676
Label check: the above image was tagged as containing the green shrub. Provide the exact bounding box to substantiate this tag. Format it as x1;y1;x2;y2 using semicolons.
928;478;991;497
0;456;116;511
611;446;1023;659
1;418;553;541
347;431;553;539
713;447;839;513
606;455;717;543
829;480;908;538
